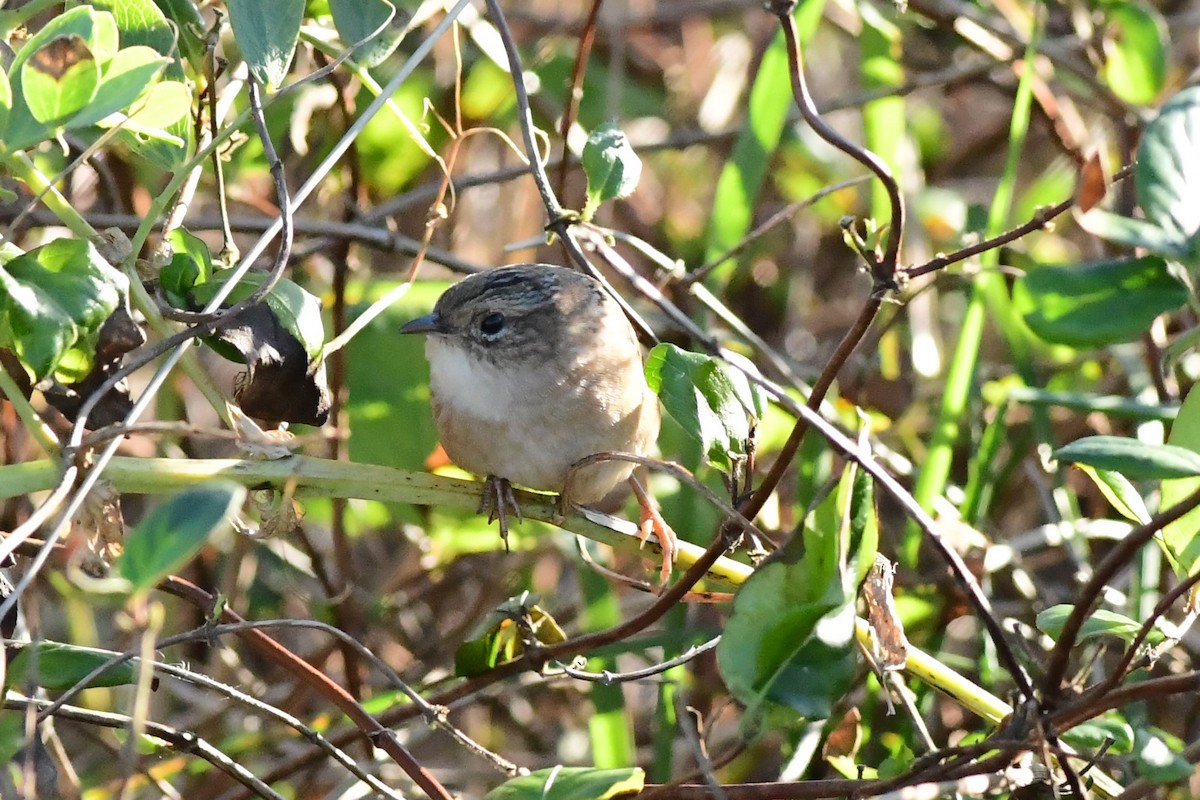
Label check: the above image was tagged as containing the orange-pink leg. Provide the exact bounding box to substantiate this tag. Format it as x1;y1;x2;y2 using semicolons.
628;475;677;583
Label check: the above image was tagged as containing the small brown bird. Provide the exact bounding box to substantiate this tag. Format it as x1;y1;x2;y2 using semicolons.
400;264;677;580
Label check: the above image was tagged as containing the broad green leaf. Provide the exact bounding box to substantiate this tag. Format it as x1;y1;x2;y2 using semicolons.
161;227;214;305
1137;85;1200;251
1036;605;1164;646
226;0;304;89
1076;464;1151;524
68;45;168;129
1054;436;1200;480
1061;711;1134;754
1135;731;1192;784
483;767;644;800
717;559;856;724
189;272;325;359
329;0;405;67
151;0;207;68
1013;256;1187;348
701;0;826;278
1076;207;1190;259
10;6;100;75
5;642;138;691
0;239;128;381
118;79;190;133
21;35;101;125
120;482;245;594
1161;384;1200;576
581;122;642;220
90;0;177;56
644;344;760;472
0;67;10;139
1100;1;1167;105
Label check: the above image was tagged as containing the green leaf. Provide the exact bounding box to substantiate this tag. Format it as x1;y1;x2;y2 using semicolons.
1161;383;1200;576
483;767;644;800
161;227;214;305
1054;435;1200;480
21;35;102;125
226;0;304;89
68;45;168;129
1135;731;1192;784
1062;711;1134;754
1137;85;1200;250
1013;255;1187;348
120;482;245;595
581;122;642;220
115;78;190;134
1036;605;1164;646
644;343;760;472
0;66;11;139
718;470;859;726
90;0;178;57
1100;1;1167;105
1075;464;1151;524
149;0;206;68
329;0;405;67
5;642;138;691
1075;207;1190;259
189;272;325;359
717;559;856;724
0;239;128;381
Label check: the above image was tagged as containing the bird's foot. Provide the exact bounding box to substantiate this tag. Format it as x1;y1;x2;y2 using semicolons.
629;476;678;584
480;475;522;551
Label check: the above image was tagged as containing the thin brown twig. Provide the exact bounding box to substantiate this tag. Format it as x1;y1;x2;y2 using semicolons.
555;0;604;201
1040;485;1200;699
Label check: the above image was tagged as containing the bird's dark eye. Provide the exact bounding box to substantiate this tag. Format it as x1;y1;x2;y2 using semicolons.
479;312;505;336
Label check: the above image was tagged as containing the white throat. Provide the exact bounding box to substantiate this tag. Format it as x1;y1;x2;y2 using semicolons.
426;337;542;423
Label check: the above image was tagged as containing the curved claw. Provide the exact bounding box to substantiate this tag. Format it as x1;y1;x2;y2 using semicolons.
480;475;522;551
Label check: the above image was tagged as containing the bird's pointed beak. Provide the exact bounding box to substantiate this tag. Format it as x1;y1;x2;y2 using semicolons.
399;313;442;335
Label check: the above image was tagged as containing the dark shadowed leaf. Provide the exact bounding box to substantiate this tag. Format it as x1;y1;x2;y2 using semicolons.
120;482;245;594
330;0;407;67
226;0;304;89
1135;731;1192;784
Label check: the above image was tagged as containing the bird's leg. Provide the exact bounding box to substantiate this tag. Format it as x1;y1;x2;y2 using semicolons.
480;475;522;551
628;475;677;583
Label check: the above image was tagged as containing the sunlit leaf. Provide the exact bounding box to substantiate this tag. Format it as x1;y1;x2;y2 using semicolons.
1162;384;1200;576
1054;435;1200;480
1100;1;1167;105
1036;605;1163;645
21;35;101;125
1013;256;1187;348
483;768;644;800
581;122;642;220
1137;85;1200;253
